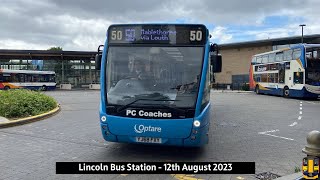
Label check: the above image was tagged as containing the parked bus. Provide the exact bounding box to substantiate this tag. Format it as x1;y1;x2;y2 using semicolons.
95;24;222;146
0;69;56;91
249;44;320;98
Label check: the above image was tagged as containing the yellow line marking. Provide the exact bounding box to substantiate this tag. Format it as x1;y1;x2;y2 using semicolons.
120;174;128;176
171;174;203;180
236;176;245;180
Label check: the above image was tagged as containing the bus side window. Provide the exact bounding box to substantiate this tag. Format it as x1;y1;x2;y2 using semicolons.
268;53;275;63
256;56;262;64
12;74;19;82
32;74;39;82
40;74;48;82
25;74;32;82
20;74;24;82
262;55;268;63
284;50;293;61
251;57;257;65
2;74;11;82
293;49;301;59
276;52;284;62
254;74;261;82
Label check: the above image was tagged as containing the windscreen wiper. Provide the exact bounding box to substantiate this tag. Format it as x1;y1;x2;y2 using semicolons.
116;98;150;113
143;103;186;114
116;97;179;113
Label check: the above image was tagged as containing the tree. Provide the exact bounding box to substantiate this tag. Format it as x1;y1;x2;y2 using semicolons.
47;46;63;51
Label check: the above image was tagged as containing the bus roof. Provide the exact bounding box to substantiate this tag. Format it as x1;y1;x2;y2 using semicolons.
253;43;320;57
0;69;55;74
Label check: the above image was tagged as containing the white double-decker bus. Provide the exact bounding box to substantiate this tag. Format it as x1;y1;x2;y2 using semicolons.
249;44;320;99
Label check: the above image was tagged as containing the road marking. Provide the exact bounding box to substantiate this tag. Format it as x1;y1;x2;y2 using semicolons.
261;133;294;141
258;129;294;141
258;129;279;134
304;101;319;105
298;116;302;120
300;107;302;110
300;104;303;106
289;122;297;127
172;174;203;180
236;177;245;180
299;111;302;115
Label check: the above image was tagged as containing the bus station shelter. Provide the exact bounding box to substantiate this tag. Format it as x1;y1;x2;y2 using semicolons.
0;49;99;88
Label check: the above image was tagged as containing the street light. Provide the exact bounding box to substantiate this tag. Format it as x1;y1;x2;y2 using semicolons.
299;24;306;43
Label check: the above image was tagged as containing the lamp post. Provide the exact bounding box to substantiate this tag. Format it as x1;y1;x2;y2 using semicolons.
299;24;306;43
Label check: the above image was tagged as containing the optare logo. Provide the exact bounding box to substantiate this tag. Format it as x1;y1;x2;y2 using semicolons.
134;124;161;134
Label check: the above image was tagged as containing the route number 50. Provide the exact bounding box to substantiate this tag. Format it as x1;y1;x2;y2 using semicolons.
190;30;202;41
111;31;122;40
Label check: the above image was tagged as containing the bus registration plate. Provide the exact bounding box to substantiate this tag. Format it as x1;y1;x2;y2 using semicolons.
136;137;162;143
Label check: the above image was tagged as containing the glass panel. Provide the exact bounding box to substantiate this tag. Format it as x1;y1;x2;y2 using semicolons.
106;46;203;108
293;49;301;59
306;47;320;85
294;72;304;84
268;53;275;63
262;55;268;63
275;52;284;62
261;74;268;82
284;50;293;60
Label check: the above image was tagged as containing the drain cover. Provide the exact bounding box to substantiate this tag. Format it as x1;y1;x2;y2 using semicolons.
255;172;281;180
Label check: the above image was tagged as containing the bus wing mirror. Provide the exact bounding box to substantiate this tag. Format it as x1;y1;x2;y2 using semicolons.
95;54;102;70
211;54;222;73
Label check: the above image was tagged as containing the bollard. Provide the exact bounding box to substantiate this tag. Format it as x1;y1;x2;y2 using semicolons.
302;130;320;179
302;130;320;157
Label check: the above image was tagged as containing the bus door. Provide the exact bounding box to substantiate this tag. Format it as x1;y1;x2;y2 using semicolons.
279;63;285;84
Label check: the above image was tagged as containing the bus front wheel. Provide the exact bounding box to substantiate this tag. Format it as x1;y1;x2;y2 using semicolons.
283;87;290;98
4;86;10;90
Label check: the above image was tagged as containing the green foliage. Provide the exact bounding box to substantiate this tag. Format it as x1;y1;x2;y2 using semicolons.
47;46;63;51
241;83;250;91
0;89;57;119
294;166;301;173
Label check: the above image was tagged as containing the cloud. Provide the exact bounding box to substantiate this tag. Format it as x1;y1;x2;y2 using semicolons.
1;0;320;50
210;26;233;43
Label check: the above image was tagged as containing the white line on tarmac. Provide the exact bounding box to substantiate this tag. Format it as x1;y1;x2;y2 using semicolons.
300;107;303;110
258;129;279;134
258;129;294;141
303;101;320;105
300;111;303;115
300;104;303;106
298;116;302;120
262;133;294;141
289;122;298;127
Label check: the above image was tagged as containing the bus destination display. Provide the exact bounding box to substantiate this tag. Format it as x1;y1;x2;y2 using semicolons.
107;25;207;45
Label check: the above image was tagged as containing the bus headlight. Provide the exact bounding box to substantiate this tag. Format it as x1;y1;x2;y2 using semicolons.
193;120;201;127
101;116;107;122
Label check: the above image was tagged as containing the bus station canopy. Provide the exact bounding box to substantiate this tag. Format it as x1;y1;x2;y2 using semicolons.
0;49;97;61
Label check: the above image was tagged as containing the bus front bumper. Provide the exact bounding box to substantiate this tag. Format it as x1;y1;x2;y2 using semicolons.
100;123;209;147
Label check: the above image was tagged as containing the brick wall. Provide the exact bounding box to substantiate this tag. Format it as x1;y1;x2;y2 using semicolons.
215;45;273;84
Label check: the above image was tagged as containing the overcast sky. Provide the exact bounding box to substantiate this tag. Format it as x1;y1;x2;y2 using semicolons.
0;0;319;51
